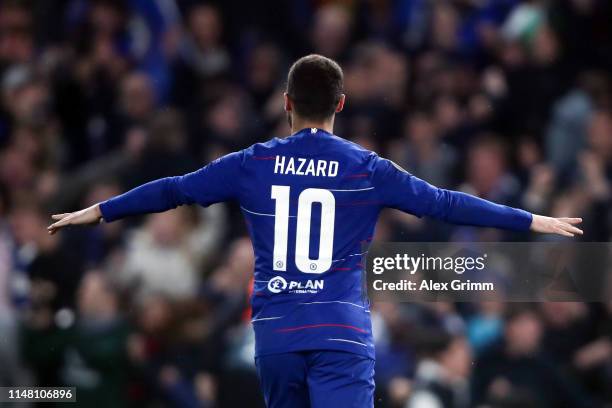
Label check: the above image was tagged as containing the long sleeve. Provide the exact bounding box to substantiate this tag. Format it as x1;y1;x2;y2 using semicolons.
372;155;532;232
99;151;243;222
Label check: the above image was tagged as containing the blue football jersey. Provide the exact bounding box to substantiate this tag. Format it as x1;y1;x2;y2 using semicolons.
100;127;532;359
241;128;381;358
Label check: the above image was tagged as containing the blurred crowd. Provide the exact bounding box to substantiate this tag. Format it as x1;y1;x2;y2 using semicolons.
0;0;611;406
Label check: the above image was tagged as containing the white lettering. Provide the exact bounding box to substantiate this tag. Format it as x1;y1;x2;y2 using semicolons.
305;160;316;176
296;158;307;175
286;157;296;174
272;156;339;177
316;160;326;177
274;155;285;174
328;161;339;177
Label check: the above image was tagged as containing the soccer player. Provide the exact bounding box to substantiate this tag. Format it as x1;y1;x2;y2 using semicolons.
48;55;582;408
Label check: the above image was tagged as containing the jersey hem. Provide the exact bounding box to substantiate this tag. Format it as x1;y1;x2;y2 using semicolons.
254;342;376;360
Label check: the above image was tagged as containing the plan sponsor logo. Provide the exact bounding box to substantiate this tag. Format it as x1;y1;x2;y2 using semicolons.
267;276;288;293
268;276;324;294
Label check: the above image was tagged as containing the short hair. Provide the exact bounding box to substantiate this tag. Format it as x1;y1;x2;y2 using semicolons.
286;54;344;120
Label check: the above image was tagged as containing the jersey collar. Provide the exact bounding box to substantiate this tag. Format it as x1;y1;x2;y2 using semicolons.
292;127;333;137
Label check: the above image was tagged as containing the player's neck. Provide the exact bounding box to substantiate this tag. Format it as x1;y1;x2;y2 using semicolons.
291;116;334;135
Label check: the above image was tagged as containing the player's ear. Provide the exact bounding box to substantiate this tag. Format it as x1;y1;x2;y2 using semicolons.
284;92;293;112
335;94;346;113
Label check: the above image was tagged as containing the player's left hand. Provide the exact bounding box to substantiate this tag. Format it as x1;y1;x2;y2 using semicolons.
530;215;583;237
47;204;103;235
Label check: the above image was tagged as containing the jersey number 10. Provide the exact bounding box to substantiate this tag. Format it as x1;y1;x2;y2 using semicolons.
271;185;335;274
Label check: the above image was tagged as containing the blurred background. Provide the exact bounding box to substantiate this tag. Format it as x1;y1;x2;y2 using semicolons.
0;0;611;406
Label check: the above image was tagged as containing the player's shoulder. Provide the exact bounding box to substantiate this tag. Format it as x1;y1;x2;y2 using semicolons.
238;137;285;162
328;133;374;155
243;137;283;153
324;135;410;178
325;134;386;173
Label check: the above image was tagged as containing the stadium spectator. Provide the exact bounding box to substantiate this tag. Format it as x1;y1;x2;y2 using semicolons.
407;331;472;408
472;304;593;407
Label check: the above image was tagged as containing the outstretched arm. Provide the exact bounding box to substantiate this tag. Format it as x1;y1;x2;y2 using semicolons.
47;177;195;234
372;156;583;237
422;188;582;237
48;152;242;235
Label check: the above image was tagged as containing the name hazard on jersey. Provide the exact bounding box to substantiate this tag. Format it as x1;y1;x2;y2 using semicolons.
274;155;339;177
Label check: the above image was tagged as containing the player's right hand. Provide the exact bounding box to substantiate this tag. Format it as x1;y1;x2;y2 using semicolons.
47;204;103;235
530;214;583;237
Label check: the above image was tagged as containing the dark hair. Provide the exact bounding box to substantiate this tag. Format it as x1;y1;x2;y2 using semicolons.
286;54;344;120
